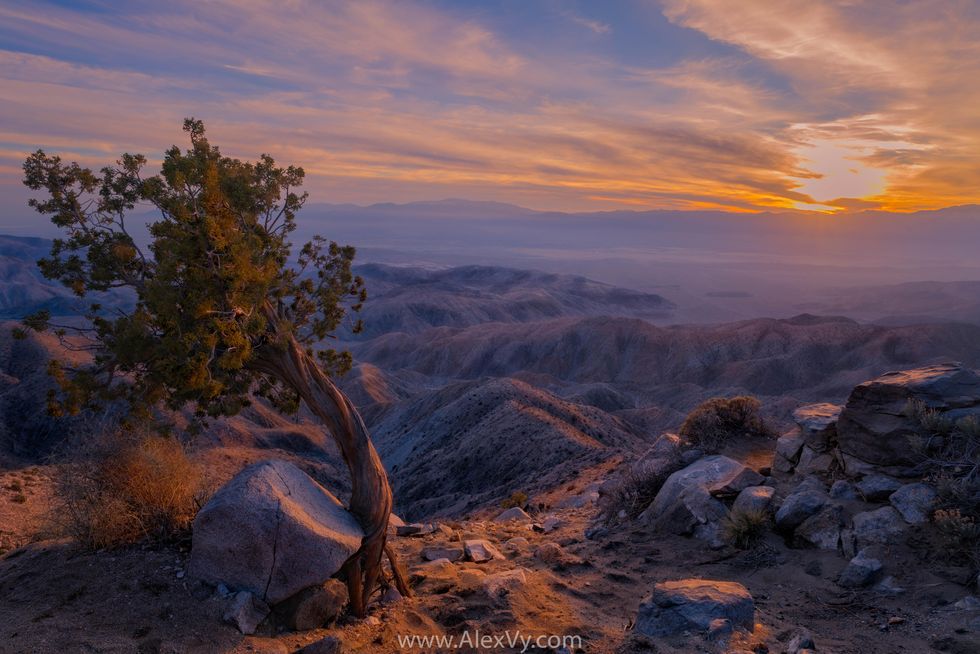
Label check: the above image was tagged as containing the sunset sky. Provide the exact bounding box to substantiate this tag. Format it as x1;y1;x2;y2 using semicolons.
2;0;979;216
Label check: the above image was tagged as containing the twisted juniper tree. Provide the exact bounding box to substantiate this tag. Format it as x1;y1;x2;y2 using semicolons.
20;119;409;615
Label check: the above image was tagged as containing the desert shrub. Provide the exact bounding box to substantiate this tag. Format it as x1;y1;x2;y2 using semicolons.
55;429;207;549
679;396;774;453
5;481;22;492
10;493;26;504
934;508;980;570
500;491;528;509
905;399;954;436
722;509;770;549
598;455;685;522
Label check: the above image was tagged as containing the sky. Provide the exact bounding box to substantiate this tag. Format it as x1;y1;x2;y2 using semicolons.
2;0;980;219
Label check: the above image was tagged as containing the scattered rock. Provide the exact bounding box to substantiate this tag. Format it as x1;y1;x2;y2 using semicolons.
482;568;528;597
464;539;503;563
223;591;270;635
554;491;599;509
774;431;806;473
856;474;904;502
889;483;938;524
732;486;775;514
635;579;754;637
874;576;906;595
775;490;827;531
534;542;564;564
276;579;347;631
796;446;835;474
786;628;817;653
830;480;858;500
411;558;460;591
380;586;403;605
299;635;345;654
458;569;487;587
853;506;908;547
494;507;532;524
189;460;364;604
794;403;842;452
794;504;846;550
838;547;884;588
421;546;464;562
504;537;529;550
837;363;980;468
540;516;563;533
396;523;438;537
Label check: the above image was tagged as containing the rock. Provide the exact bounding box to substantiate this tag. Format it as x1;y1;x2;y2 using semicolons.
482;568;528;597
534;542;564;564
853;507;908;546
856;474;903;502
732;486;775;514
554;492;599;509
794;505;846;550
276;579;347;631
381;586;403;605
794;403;842;452
712;467;767;497
189;460;363;605
541;516;563;533
299;635;345;654
504;537;529;550
796;446;834;474
837;363;980;468
421;546;464;562
641;456;751;532
889;483;938;524
679;448;704;466
635;579;754;637
804;560;822;577
396;522;438;537
830;480;858;500
223;591;270;635
786;628;817;653
954;596;980;610
838;547;884;588
464;539;503;562
773;431;806;473
794;476;827;494
387;514;406;535
494;507;532;524
775;490;827;531
874;576;905;595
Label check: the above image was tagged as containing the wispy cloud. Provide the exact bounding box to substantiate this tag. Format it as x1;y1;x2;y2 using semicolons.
0;0;978;217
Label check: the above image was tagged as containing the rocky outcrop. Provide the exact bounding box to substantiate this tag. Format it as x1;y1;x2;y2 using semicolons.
836;363;980;469
794;403;842;452
635;579;754;637
189;460;364;605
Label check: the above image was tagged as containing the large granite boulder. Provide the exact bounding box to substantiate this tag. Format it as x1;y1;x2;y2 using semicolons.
640;456;762;538
837;363;980;469
189;460;364;604
635;579;755;637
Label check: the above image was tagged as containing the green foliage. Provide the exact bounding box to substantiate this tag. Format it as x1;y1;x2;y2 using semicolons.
679;396;774;453
500;491;528;509
722;509;770;549
21;119;366;425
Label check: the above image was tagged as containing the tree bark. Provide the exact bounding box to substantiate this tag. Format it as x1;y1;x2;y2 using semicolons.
251;307;410;615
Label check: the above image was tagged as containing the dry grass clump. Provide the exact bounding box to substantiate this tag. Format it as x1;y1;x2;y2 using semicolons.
679;396;775;453
722;509;770;549
55;428;207;549
500;490;528;509
598;454;685;522
933;508;980;570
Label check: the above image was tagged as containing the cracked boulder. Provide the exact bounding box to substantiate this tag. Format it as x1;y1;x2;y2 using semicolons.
189;460;364;604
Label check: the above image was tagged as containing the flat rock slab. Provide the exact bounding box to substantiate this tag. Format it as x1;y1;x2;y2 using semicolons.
189;460;363;605
636;579;754;637
793;403;842;452
890;483;938;524
464;539;504;562
853;506;908;547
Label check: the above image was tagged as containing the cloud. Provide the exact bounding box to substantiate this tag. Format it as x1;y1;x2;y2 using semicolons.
0;0;977;216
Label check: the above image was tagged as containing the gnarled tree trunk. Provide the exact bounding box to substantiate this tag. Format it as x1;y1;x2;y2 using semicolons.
252;307;410;616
